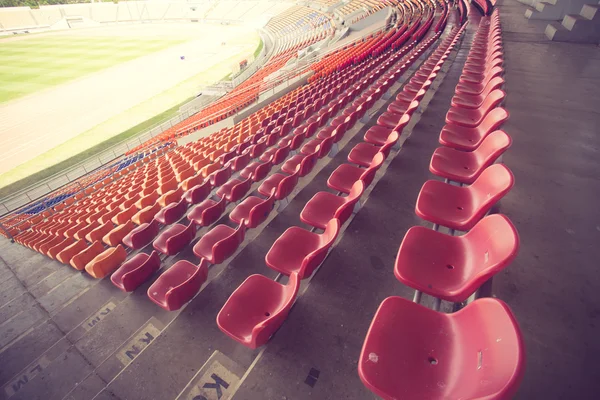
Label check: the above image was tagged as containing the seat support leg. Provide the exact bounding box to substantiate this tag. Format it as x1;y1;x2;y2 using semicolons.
413;290;422;304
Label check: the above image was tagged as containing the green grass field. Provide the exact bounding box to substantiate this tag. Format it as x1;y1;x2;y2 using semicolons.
0;36;185;104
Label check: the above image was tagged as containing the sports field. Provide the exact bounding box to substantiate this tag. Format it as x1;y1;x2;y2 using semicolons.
0;23;260;192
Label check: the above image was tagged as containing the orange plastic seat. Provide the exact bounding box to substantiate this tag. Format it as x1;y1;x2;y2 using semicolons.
85;245;128;279
47;237;75;260
57;238;88;265
39;235;65;255
416;164;515;231
85;220;114;243
70;241;105;271
112;204;138;225
132;203;161;225
358;297;525;400
135;192;160;210
147;259;209;311
217;273;300;349
103;220;136;247
266;219;340;280
157;186;184;207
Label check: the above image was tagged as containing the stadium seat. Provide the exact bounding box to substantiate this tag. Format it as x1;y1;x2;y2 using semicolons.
193;221;245;264
111;251;161;292
230;191;276;228
348;131;399;167
439;108;509;151
327;152;385;194
85;245;128;279
183;180;212;205
123;219;161;250
132;203;162;225
300;181;364;230
445;89;505;128
85;220;114;243
187;197;227;227
216;177;252;203
395;214;519;302
74;220;100;241
358;297;525;400
147;259;209;311
103;220;136;247
240;160;272;182
70;241;105;271
416;164;515;231
258;168;300;201
281;148;319;177
47;237;74;260
152;222;196;256
135;192;160;209
57;238;88;265
451;77;505;109
209;166;232;187
430;130;511;184
155;198;188;225
158;187;184;207
217;273;300;349
265;218;340;279
39;235;65;255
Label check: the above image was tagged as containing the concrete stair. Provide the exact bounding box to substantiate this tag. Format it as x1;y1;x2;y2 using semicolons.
545;3;600;43
524;0;595;20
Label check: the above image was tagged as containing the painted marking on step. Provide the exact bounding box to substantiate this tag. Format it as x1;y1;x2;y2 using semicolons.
115;322;161;367
82;301;116;332
4;355;51;398
176;351;244;400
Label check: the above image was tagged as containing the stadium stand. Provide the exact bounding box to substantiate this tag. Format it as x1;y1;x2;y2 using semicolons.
3;0;599;398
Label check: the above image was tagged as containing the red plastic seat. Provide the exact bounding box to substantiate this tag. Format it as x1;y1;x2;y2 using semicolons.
123;219;160;250
300;181;364;230
348;131;399;167
327;153;385;194
265;218;340;279
217;273;300;349
451;77;504;109
187;197;227;227
154;198;188;225
230;191;276;228
152;222;196;256
445;89;505;128
439;108;509;151
416;164;515;231
258;169;300;200
358;296;525;400
147;259;209;311
183;180;211;205
240;160;272;182
216;178;252;203
193;221;245;264
395;214;519;302
281;148;319;177
430;130;511;184
111;251;161;292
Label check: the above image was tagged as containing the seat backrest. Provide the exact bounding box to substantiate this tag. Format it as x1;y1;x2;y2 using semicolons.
248;191;276;228
477;107;509;136
360;152;386;187
276;169;300;200
201;196;227;226
332;121;348;143
184;180;211;205
300;218;340;279
479;76;505;98
252;161;272;182
453;298;525;399
334;181;365;224
166;222;196;254
317;136;335;159
471;164;515;209
213;221;246;263
474;130;512;166
126;219;160;249
479;89;506;115
163;260;208;305
299;149;319;177
305;121;319;138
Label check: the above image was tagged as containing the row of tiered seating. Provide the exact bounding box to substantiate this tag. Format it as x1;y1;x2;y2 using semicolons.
358;9;526;400
215;6;465;349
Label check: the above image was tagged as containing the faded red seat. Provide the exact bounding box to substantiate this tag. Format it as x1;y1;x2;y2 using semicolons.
258;169;300;200
281;148;319;177
300;181;364;230
123;219;160;250
216;178;252;202
147;259;209;311
430;130;511;184
451;77;504;109
47;237;74;260
155;198;188;225
85;245;127;279
358;297;525;400
152;222;196;256
327;153;385;194
217;273;300;349
445;89;505;128
111;251;161;292
187;197;227;227
455;67;503;95
209;166;232;187
183;180;211;205
240;160;272;182
416;164;515;231
230;191;276;228
348;131;399;168
132;203;161;225
265;218;340;279
439;108;509;151
260;144;290;165
103;220;135;247
193;221;245;264
228;152;251;172
395;214;519;302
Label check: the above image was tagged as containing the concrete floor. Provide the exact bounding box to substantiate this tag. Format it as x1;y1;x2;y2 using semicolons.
0;1;599;399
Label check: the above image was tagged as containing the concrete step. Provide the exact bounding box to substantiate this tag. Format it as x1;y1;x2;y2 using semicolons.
563;14;587;30
581;4;600;20
545;21;570;40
